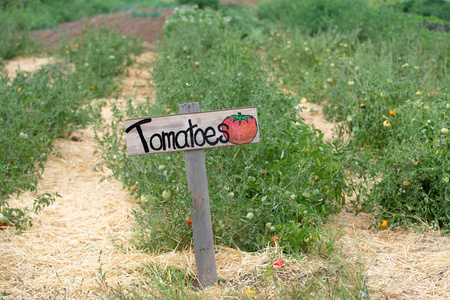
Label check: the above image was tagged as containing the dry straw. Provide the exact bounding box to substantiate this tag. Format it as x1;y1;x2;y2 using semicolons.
333;209;450;299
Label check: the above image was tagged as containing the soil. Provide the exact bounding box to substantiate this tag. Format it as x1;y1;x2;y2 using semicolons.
32;8;172;48
4;56;54;78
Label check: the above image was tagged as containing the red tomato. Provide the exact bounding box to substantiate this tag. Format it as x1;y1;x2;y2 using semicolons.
222;113;258;144
273;259;284;268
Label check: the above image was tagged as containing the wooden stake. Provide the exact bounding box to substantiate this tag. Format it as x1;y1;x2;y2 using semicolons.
179;102;218;287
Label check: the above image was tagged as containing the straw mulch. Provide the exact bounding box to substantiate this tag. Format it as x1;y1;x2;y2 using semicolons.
332;209;450;299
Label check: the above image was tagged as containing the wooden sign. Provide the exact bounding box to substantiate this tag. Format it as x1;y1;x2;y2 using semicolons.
124;106;259;156
124;103;260;288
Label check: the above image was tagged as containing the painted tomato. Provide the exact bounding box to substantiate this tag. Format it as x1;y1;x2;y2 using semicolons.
222;112;258;144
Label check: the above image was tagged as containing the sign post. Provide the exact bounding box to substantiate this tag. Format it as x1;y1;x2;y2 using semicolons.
179;102;217;287
124;102;259;287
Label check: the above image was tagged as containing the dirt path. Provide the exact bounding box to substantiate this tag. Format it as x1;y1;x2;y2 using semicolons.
4;56;55;79
296;101;343;142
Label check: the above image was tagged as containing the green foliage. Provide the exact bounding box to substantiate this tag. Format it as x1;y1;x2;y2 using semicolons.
364;95;450;230
176;0;220;10
0;11;34;60
97;6;347;254
396;0;450;21
260;1;449;229
0;28;142;232
131;8;162;19
257;0;416;42
0;64;92;199
61;27;143;98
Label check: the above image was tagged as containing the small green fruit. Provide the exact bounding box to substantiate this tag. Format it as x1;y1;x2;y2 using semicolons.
162;190;171;200
441;128;448;135
228;192;234;199
246;212;254;220
0;213;7;223
269;226;276;232
265;222;272;230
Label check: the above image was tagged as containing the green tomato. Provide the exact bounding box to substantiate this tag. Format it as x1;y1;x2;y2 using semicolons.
269;226;276;233
441;128;449;135
265;222;272;230
162;190;171;200
228;192;234;199
246;212;254;220
0;213;7;223
158;165;166;170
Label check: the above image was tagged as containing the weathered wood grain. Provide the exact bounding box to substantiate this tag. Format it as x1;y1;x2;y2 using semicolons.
180;102;218;288
124;106;259;156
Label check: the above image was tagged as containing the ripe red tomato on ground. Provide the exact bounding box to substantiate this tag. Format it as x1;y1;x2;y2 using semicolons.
222;112;258;144
273;258;284;268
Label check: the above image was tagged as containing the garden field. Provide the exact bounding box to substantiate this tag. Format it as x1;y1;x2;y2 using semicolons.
0;0;449;299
